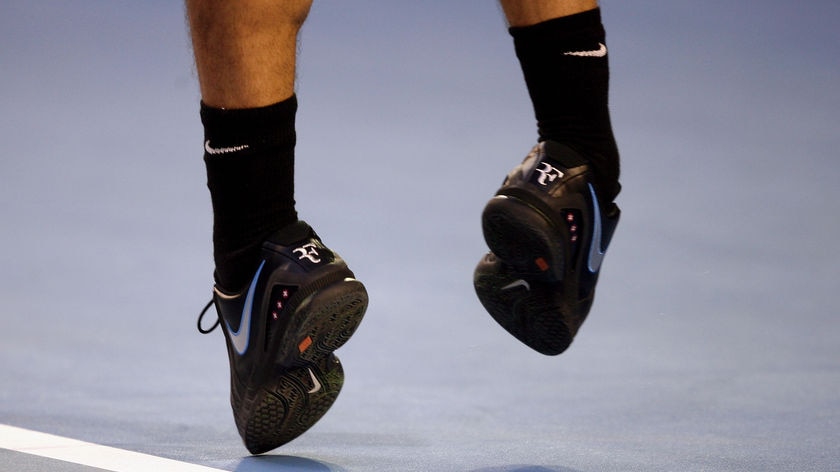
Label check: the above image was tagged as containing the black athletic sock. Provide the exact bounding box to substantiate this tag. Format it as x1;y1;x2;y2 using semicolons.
201;95;298;291
510;8;620;202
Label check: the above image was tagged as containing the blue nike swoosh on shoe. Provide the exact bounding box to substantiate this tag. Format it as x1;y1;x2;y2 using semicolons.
225;260;266;355
587;184;605;273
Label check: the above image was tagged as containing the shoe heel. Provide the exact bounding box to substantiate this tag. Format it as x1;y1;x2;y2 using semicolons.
482;195;565;281
293;278;368;364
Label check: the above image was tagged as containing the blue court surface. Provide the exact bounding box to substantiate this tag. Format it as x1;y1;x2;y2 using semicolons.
2;1;838;471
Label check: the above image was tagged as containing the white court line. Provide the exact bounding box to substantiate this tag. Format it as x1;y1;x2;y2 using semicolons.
0;424;224;472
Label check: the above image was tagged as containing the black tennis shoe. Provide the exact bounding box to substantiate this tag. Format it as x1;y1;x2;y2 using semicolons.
475;141;619;355
198;220;368;453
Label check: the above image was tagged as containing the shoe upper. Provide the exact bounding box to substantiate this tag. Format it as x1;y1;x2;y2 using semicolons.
475;141;621;355
197;220;366;453
210;221;356;396
495;140;620;300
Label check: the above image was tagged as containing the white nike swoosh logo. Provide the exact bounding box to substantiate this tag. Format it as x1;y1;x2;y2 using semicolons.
307;368;322;394
587;184;605;273
204;140;250;155
501;279;531;292
225;260;265;355
563;42;607;58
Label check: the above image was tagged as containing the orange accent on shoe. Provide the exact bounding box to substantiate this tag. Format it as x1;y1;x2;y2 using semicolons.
298;336;313;353
535;258;549;271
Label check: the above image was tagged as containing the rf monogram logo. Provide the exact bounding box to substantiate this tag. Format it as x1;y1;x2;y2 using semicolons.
534;162;564;186
293;243;322;263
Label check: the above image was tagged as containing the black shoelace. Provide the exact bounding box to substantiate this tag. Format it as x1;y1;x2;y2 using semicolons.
197;300;220;334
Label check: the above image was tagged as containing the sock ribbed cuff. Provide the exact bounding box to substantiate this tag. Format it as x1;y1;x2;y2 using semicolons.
508;8;604;45
200;95;297;151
